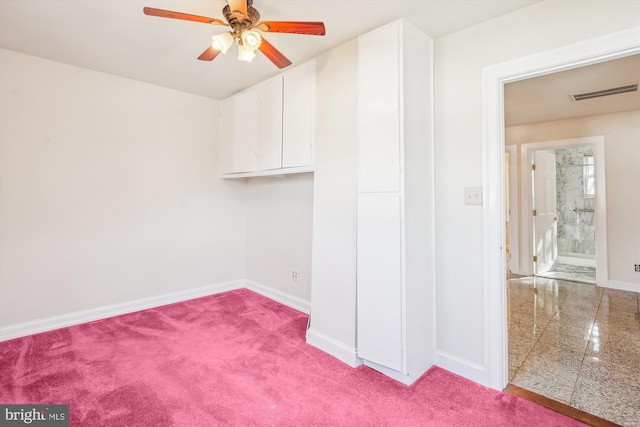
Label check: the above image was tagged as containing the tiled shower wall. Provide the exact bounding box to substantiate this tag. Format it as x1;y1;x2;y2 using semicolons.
555;146;596;257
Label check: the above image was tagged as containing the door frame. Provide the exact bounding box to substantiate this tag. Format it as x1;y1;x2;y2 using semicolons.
521;137;608;283
505;146;519;276
481;27;639;390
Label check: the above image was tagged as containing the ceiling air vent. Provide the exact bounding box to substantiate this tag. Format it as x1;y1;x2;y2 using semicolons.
571;84;638;101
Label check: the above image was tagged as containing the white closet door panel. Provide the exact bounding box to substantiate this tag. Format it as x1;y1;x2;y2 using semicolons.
358;24;401;193
257;77;283;170
233;89;258;173
219;97;235;174
357;193;402;371
282;61;314;168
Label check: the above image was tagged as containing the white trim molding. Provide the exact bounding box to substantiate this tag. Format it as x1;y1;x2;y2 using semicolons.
482;26;640;391
434;350;487;386
505;145;521;275
363;359;416;386
306;327;363;368
243;280;311;314
605;280;640;294
0;280;244;341
1;280;313;342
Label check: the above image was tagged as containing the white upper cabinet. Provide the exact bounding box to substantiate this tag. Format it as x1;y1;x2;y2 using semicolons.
219;96;235;175
219;60;315;178
219;88;258;174
283;59;315;168
257;76;284;171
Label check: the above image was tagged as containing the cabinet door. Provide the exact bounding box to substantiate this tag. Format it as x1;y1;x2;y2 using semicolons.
282;60;314;168
356;193;403;371
257;77;283;171
232;89;258;173
219;97;236;175
358;24;401;193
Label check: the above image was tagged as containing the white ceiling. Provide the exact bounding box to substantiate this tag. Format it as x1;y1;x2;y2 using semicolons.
0;0;540;100
1;0;637;125
505;53;640;126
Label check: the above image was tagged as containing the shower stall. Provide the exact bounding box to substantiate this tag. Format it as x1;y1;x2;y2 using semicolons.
555;146;597;268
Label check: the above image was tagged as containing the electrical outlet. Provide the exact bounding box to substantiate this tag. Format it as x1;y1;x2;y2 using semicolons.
291;269;299;281
635;264;640;272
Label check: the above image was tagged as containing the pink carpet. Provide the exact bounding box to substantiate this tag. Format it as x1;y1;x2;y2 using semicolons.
1;288;585;426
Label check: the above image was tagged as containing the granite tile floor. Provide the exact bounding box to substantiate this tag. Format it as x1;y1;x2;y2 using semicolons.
508;276;640;427
534;262;597;285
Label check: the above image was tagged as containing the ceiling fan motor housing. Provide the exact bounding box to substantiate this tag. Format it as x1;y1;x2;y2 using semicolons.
223;1;261;38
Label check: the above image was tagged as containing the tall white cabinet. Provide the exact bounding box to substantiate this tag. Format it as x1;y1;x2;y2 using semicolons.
356;19;435;384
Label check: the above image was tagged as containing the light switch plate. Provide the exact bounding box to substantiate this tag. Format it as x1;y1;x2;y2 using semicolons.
464;187;483;206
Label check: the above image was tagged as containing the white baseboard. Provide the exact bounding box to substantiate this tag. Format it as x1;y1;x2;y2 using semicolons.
306;327;363;368
434;350;489;388
243;280;311;314
0;280;244;341
362;360;429;386
557;254;596;267
603;280;640;293
0;280;311;342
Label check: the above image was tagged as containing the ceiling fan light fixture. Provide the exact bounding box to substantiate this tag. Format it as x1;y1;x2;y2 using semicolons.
237;42;257;62
212;32;234;54
237;29;261;62
241;30;262;50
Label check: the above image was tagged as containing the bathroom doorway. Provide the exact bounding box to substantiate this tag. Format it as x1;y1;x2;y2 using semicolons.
520;136;607;286
532;145;597;284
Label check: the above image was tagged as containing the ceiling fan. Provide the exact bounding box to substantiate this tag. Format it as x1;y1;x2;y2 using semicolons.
143;0;326;69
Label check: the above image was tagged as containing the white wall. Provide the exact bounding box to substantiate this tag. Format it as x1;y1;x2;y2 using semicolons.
244;173;314;303
506;110;640;289
307;39;359;359
0;49;247;329
433;0;639;381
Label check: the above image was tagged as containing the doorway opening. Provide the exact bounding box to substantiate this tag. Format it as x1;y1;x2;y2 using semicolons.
481;27;639;393
533;145;597;284
481;25;640;427
520;136;607;286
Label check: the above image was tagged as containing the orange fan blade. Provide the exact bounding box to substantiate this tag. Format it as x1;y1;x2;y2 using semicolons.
143;7;227;26
258;37;292;69
198;46;222;61
227;0;248;19
256;21;325;36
